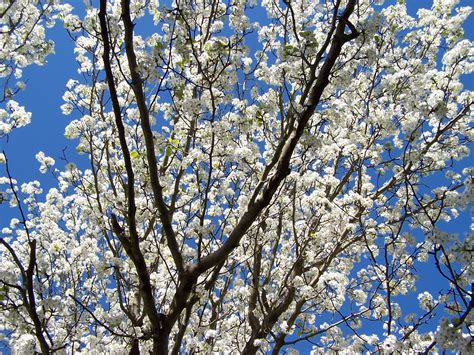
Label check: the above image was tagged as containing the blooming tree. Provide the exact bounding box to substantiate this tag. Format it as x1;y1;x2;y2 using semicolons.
0;0;473;353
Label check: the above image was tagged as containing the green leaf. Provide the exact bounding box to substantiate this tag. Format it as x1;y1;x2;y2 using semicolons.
66;163;76;171
176;58;189;69
299;30;313;38
283;44;298;56
256;109;264;126
216;39;227;48
374;35;382;46
154;40;165;50
165;146;173;157
76;145;85;154
175;86;185;99
306;40;319;49
130;151;140;159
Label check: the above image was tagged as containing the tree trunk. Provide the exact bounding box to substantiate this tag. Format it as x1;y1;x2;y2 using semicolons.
242;340;258;355
242;331;264;355
129;338;140;355
152;313;169;355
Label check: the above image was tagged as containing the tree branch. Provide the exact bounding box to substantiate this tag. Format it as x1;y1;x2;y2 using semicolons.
120;0;184;275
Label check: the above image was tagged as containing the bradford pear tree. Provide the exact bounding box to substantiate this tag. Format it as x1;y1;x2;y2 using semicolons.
0;0;473;353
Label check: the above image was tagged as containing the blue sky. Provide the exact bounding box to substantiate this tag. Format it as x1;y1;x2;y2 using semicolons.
0;0;472;353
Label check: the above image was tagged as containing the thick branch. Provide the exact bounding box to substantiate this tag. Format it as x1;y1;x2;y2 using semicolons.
167;0;359;332
100;3;166;353
120;0;184;275
99;0;138;239
2;155;50;354
195;0;359;275
25;240;51;355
